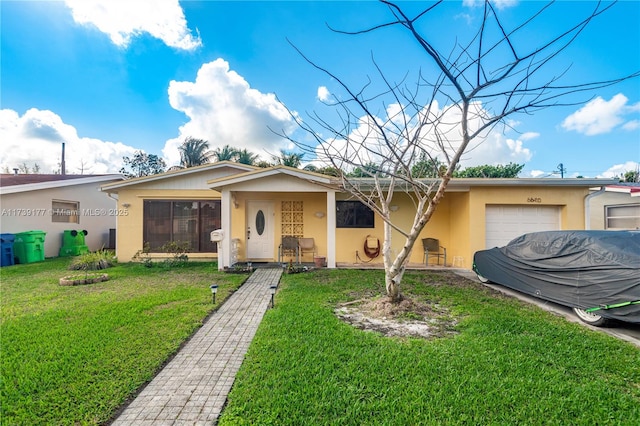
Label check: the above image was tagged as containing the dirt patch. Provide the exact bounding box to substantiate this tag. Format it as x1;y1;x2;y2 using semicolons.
334;271;507;340
335;295;458;340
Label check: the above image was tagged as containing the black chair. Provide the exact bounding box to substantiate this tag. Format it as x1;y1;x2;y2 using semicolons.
278;236;299;263
422;238;446;266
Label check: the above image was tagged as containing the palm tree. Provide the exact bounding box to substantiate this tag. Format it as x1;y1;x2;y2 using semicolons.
274;150;304;168
236;149;258;165
179;137;213;168
212;144;238;162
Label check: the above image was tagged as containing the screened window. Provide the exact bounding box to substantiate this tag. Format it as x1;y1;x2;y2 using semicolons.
605;204;640;230
143;200;221;252
336;201;374;228
52;200;79;223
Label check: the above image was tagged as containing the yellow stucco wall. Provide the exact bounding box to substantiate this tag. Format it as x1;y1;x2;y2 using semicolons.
114;181;590;270
465;185;588;266
229;191;328;262
114;188;222;261
333;192;453;266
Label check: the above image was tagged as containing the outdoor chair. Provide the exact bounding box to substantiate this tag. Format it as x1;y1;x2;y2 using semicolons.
278;235;299;263
298;237;316;260
422;238;447;266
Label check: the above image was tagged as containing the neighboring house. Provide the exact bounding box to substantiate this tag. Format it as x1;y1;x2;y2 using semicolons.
586;184;640;230
101;162;619;271
1;174;123;258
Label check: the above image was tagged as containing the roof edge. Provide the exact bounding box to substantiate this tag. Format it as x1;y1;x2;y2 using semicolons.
1;175;123;195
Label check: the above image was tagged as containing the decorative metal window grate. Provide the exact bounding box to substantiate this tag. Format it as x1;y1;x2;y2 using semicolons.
281;201;304;237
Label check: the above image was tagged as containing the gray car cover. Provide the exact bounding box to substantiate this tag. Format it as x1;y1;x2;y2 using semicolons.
473;230;640;323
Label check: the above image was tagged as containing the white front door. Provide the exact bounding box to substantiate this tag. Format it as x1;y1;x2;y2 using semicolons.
246;201;274;260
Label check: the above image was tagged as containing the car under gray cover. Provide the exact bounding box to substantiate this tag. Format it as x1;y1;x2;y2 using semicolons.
473;230;640;325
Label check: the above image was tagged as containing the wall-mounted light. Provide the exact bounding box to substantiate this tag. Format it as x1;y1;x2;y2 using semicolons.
389;205;399;212
122;202;131;208
231;194;239;209
314;211;325;218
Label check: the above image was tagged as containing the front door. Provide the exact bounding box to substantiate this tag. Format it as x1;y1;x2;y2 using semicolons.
246;201;274;260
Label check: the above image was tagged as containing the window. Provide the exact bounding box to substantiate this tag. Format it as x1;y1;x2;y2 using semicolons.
52;200;79;223
336;201;374;228
143;200;221;252
605;204;640;229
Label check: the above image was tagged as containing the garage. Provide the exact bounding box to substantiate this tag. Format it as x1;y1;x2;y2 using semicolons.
485;205;560;248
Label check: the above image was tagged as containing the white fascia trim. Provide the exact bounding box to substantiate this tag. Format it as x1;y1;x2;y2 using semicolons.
1;175;123;195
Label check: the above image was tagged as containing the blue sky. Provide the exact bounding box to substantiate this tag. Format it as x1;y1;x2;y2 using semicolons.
1;0;639;178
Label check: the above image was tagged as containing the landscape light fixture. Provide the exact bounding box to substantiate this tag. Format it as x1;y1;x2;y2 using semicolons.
270;285;277;308
210;284;218;304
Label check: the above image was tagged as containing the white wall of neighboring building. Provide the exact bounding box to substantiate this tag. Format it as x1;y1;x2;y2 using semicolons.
588;191;640;230
1;180;121;258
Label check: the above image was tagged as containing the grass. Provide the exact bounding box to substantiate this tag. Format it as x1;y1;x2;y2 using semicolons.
2;263;639;425
219;269;640;426
0;257;247;425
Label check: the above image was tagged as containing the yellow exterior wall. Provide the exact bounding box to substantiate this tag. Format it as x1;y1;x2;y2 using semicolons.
333;193;453;266
446;192;471;268
227;191;328;262
115;188;221;262
466;186;588;266
114;180;590;270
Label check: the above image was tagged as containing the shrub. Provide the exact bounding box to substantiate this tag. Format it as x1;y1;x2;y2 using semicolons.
68;250;116;272
132;241;190;268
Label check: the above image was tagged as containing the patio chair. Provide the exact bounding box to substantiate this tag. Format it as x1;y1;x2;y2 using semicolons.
278;235;299;263
298;237;316;260
422;238;447;266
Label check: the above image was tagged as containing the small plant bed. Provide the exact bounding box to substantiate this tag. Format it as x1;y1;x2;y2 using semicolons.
224;264;254;274
283;260;312;274
59;272;109;286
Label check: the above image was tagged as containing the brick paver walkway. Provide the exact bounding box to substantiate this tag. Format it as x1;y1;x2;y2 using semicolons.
111;267;283;425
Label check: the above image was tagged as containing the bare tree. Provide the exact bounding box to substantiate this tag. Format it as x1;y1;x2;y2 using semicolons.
282;0;638;302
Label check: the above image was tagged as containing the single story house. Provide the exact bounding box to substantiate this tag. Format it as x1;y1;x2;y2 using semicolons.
586;183;640;230
101;162;619;271
1;173;123;258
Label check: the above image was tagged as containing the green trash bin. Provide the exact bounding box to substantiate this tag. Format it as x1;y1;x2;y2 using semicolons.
14;231;46;264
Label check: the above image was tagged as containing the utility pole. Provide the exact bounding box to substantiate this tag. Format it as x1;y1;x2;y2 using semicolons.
556;163;566;179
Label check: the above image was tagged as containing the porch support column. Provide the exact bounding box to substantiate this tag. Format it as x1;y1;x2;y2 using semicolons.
326;190;336;268
219;189;232;270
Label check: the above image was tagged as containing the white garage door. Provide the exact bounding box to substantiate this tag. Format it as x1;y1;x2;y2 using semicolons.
485;205;560;248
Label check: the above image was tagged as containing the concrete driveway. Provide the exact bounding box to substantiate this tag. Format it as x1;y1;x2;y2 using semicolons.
453;269;640;349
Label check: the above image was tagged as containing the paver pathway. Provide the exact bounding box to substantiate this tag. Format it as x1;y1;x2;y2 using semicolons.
111;267;283;425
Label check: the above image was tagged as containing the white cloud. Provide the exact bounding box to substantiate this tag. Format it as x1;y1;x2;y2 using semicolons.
463;0;517;10
622;120;639;131
317;86;330;102
310;99;532;171
519;132;540;141
598;161;640;179
528;170;547;178
0;108;136;174
561;93;633;136
164;59;296;166
64;0;201;50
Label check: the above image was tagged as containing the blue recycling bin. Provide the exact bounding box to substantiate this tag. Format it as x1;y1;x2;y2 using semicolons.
1;233;16;267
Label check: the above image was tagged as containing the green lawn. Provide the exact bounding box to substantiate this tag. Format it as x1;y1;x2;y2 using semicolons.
0;258;246;425
2;262;639;425
219;269;640;426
